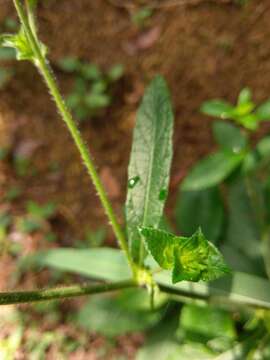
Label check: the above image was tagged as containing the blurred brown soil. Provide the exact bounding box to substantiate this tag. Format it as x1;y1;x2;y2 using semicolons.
1;0;270;236
1;0;270;358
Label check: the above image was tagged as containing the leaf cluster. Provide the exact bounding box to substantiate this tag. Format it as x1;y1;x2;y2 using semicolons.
58;58;124;121
201;87;270;130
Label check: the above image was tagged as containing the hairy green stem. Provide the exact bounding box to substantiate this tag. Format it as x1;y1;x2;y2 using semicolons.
0;280;136;305
12;0;137;276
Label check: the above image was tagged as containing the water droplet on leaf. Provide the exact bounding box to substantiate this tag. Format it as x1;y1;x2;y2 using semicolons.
159;188;167;201
128;176;140;189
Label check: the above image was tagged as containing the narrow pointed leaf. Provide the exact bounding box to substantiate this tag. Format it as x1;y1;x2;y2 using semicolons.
140;227;230;284
126;76;174;263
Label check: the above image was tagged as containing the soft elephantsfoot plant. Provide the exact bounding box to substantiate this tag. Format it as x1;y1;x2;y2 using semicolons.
0;0;230;306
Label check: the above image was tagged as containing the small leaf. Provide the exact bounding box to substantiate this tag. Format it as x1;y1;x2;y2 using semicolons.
256;100;270;121
85;93;110;109
26;201;56;219
200;100;234;119
0;28;47;63
107;64;124;82
126;76;174;263
80;63;101;80
181;151;244;191
1;30;34;61
140;227;230;284
237;113;258;130
237;87;252;105
58;57;81;72
212;121;247;153
234;102;255;117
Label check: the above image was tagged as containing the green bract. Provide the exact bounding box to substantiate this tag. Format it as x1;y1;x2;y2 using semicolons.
140;227;230;284
0;29;46;64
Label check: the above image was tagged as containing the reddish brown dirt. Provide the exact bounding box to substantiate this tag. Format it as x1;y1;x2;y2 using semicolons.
1;0;270;235
1;0;270;358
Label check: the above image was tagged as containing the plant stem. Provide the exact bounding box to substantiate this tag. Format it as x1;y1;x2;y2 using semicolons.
0;280;136;305
12;0;136;276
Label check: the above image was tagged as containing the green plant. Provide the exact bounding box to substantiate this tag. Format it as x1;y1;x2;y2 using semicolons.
166;88;270;358
1;2;270;357
178;89;270;277
201;87;270;130
0;0;231;303
58;57;124;121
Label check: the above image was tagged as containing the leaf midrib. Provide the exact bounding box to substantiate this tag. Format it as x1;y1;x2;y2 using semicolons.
139;107;158;265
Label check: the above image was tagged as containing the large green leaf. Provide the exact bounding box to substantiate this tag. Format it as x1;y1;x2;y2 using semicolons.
140;227;230;283
175;187;223;243
31;248;270;308
34;247;132;281
126;76;174;262
181;151;244;191
212;121;247;153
